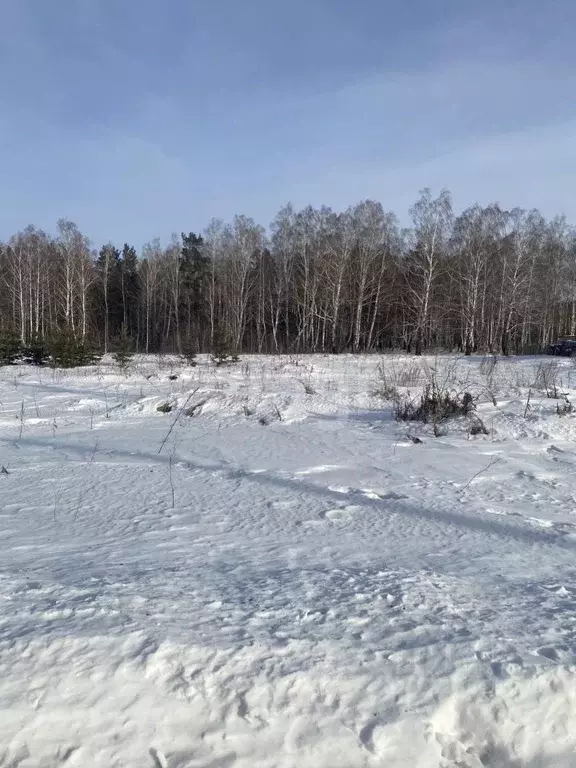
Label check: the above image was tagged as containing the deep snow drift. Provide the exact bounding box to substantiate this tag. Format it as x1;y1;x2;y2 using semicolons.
1;353;576;767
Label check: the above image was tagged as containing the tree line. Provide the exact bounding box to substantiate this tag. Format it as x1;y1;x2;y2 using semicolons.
1;188;575;357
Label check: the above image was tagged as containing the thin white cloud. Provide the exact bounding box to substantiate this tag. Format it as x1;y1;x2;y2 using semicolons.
277;118;576;224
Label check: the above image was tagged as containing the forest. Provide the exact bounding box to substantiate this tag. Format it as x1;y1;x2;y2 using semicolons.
1;188;574;357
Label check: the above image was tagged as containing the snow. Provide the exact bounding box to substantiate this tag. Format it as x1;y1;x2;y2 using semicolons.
2;353;576;766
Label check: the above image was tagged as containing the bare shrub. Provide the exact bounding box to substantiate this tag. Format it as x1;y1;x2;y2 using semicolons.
534;361;561;398
480;355;499;404
557;398;574;417
259;404;282;426
394;384;475;425
393;359;477;436
372;380;398;402
480;355;498;377
297;376;316;395
395;361;424;387
511;366;531;392
373;360;423;400
185;399;208;417
469;417;489;436
155;351;169;371
423;357;470;392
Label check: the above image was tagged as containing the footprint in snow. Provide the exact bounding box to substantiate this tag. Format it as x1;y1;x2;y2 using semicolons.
536;646;562;662
317;505;364;522
328;486;407;502
268;499;297;510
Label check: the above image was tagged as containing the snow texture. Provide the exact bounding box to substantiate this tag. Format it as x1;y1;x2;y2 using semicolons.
1;353;576;767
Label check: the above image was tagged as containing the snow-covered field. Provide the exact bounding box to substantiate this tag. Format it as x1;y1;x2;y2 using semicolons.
2;353;576;767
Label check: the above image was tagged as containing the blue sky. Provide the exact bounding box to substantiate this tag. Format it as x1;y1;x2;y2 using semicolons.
1;0;575;248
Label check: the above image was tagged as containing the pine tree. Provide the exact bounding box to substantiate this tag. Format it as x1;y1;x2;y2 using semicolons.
112;327;134;373
181;232;209;346
48;330;101;369
94;244;123;352
0;331;22;365
180;335;197;366
120;244;139;342
210;328;239;366
22;336;49;366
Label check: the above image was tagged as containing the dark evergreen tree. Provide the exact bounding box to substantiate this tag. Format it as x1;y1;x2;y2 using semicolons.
120;244;140;344
0;332;22;365
22;336;49;366
180;232;209;346
211;327;240;366
94;244;123;351
112;325;134;372
180;334;197;366
48;330;101;368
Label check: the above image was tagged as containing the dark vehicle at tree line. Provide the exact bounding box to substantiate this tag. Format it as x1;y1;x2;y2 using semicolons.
546;338;576;356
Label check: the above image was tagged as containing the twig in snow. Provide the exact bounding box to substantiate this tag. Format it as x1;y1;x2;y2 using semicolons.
51;482;63;523
407;434;423;444
458;456;501;493
157;386;200;454
18;400;25;439
32;388;40;418
524;389;532;419
295;376;316;395
72;491;83;523
73;482;98;523
87;439;99;465
168;452;175;509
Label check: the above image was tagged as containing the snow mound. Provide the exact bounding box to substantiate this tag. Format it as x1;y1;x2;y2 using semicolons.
2;635;576;767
